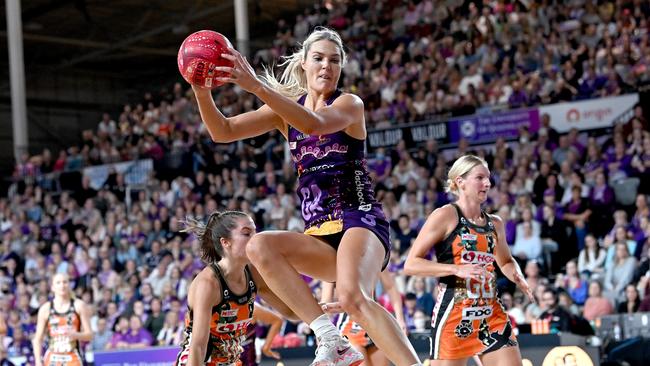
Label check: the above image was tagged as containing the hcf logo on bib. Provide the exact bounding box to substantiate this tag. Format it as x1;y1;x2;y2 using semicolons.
461;251;495;265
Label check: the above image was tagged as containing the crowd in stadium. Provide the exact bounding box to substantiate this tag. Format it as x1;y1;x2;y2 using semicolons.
2;0;650;363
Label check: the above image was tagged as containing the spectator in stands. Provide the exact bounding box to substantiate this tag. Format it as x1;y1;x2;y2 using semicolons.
589;172;615;237
539;287;573;333
557;290;581;317
604;243;637;304
407;276;434;316
639;279;650;312
501;292;525;325
156;311;183;346
607;140;633;181
617;284;641;314
393;214;418;256
525;280;549;323
144;297;165;339
167;265;189;301
515;207;541;240
512;221;543;263
554;260;588;306
107;315;129;350
540;203;568;273
563;185;592;251
578;234;606;276
146;250;173;297
603;226;637;269
583;280;614;321
120;315;153;349
582;145;605;186
92;317;113;351
5;327;31;362
402;293;419;333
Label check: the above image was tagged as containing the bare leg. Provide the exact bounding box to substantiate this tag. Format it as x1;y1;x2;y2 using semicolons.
429;359;469;366
335;228;420;366
478;346;522;366
366;346;389;366
246;231;337;323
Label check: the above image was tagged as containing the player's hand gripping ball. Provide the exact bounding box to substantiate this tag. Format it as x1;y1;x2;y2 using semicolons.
178;30;233;89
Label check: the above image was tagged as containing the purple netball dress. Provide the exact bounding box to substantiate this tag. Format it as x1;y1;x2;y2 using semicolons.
289;90;391;267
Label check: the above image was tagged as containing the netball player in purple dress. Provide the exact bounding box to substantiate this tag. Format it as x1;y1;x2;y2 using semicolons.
192;27;421;366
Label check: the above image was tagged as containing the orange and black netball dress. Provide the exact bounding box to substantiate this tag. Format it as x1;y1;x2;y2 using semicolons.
176;264;256;366
44;301;83;366
336;312;373;349
429;204;517;360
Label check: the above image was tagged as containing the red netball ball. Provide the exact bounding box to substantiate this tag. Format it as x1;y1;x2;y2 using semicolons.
177;30;234;89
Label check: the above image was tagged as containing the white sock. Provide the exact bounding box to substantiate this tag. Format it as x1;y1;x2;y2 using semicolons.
309;313;339;340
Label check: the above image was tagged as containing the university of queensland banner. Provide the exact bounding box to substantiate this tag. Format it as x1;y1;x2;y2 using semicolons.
447;108;540;144
93;346;179;366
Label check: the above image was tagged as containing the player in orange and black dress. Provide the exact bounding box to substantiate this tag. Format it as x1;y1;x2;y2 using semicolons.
32;273;93;366
175;211;294;366
405;155;534;366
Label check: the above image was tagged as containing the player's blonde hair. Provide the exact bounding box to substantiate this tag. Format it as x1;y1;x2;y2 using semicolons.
445;155;488;196
261;27;347;99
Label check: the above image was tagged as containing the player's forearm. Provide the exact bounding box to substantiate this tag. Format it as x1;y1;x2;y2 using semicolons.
187;346;206;366
404;257;457;277
74;330;94;342
265;318;282;347
499;259;522;284
194;90;234;142
32;338;42;363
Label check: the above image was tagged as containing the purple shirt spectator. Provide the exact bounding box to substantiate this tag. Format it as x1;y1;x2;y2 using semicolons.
122;328;153;347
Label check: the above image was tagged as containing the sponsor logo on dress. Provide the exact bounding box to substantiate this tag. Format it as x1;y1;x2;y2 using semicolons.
216;318;251;333
460;251;495;265
221;309;239;317
462;306;493;320
461;233;477;241
354;170;371;211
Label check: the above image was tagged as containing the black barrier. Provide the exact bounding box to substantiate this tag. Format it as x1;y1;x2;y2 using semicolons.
366;120;448;151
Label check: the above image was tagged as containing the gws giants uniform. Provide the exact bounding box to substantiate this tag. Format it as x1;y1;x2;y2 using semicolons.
176;264;256;366
289;90;390;267
429;204;517;360
336;312;373;349
44;301;83;366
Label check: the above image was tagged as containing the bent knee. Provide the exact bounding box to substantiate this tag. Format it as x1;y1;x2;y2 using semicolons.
246;232;292;266
246;232;275;264
337;287;371;316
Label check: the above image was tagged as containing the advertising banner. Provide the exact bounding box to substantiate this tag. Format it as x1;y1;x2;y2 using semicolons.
447;108;540;144
83;159;153;190
538;93;639;132
366;120;448;150
93;346;179;366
